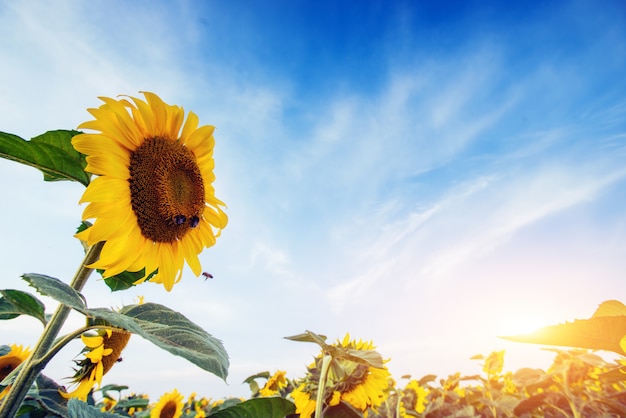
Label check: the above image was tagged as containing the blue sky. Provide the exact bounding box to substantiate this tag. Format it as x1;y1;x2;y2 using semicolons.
1;0;626;402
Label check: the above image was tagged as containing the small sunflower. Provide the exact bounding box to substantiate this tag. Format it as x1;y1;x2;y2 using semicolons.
0;344;32;400
259;370;287;397
399;379;428;416
291;333;391;416
73;92;228;291
61;328;131;401
151;389;184;418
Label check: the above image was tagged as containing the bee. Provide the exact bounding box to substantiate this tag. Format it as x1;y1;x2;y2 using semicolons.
202;272;214;280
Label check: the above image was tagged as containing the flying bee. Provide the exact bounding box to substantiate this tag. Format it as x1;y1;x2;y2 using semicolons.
202;272;213;281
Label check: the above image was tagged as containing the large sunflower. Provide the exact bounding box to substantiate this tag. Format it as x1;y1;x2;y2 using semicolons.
0;344;31;401
73;92;228;291
61;329;131;401
291;333;390;417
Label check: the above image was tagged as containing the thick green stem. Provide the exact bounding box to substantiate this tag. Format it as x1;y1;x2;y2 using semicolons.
315;354;332;418
0;241;104;418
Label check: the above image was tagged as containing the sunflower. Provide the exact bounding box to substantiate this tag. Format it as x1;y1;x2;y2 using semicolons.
399;379;428;416
73;92;228;291
291;333;391;417
61;329;131;401
0;344;32;400
259;370;287;397
290;384;317;418
151;389;184;418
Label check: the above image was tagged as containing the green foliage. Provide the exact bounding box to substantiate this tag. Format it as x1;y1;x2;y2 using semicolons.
502;300;626;355
67;398;125;417
0;130;89;186
0;289;46;325
102;268;158;292
83;303;229;381
285;330;384;369
21;273;86;311
210;398;295;418
15;374;68;417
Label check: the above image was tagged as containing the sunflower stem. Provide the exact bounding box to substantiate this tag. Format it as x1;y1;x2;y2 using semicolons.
315;354;332;418
396;388;402;418
0;241;104;418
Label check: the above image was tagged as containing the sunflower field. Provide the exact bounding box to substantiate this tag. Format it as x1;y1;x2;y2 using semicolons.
2;95;626;417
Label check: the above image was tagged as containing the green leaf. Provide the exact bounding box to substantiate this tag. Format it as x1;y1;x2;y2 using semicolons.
0;130;90;186
0;289;47;326
418;374;438;386
343;348;384;369
592;300;626;317
68;398;126;417
501;316;626;355
102;268;157;292
209;397;295;418
85;303;229;380
22;273;86;310
284;330;328;345
243;371;271;384
0;298;21;321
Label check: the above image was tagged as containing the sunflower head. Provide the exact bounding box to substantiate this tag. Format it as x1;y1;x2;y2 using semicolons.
151;389;184;418
61;328;131;401
0;344;32;400
259;370;288;397
73;92;228;291
400;380;428;416
291;333;391;415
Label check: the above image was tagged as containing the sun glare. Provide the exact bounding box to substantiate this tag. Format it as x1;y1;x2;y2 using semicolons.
498;314;545;337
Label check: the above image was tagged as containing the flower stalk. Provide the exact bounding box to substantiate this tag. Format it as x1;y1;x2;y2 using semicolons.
315;354;332;418
0;241;104;418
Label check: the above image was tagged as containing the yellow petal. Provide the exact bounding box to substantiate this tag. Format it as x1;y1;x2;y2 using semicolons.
81;335;104;349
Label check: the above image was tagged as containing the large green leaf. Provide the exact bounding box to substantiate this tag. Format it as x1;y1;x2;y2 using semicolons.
68;398;126;417
22;273;86;311
0;289;47;326
210;397;295;418
0;130;90;186
85;303;229;380
501;316;626;355
0;298;21;321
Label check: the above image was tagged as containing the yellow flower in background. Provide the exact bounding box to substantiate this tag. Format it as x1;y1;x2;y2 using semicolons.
0;344;31;400
73;92;228;291
290;384;316;418
151;389;184;418
399;380;428;416
483;350;505;377
61;329;131;401
291;333;391;416
259;370;287;397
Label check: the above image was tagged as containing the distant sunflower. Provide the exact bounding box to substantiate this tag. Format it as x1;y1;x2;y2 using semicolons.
259;370;287;397
151;389;184;418
61;329;130;401
73;92;228;291
399;379;428;416
291;333;390;416
0;344;31;400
